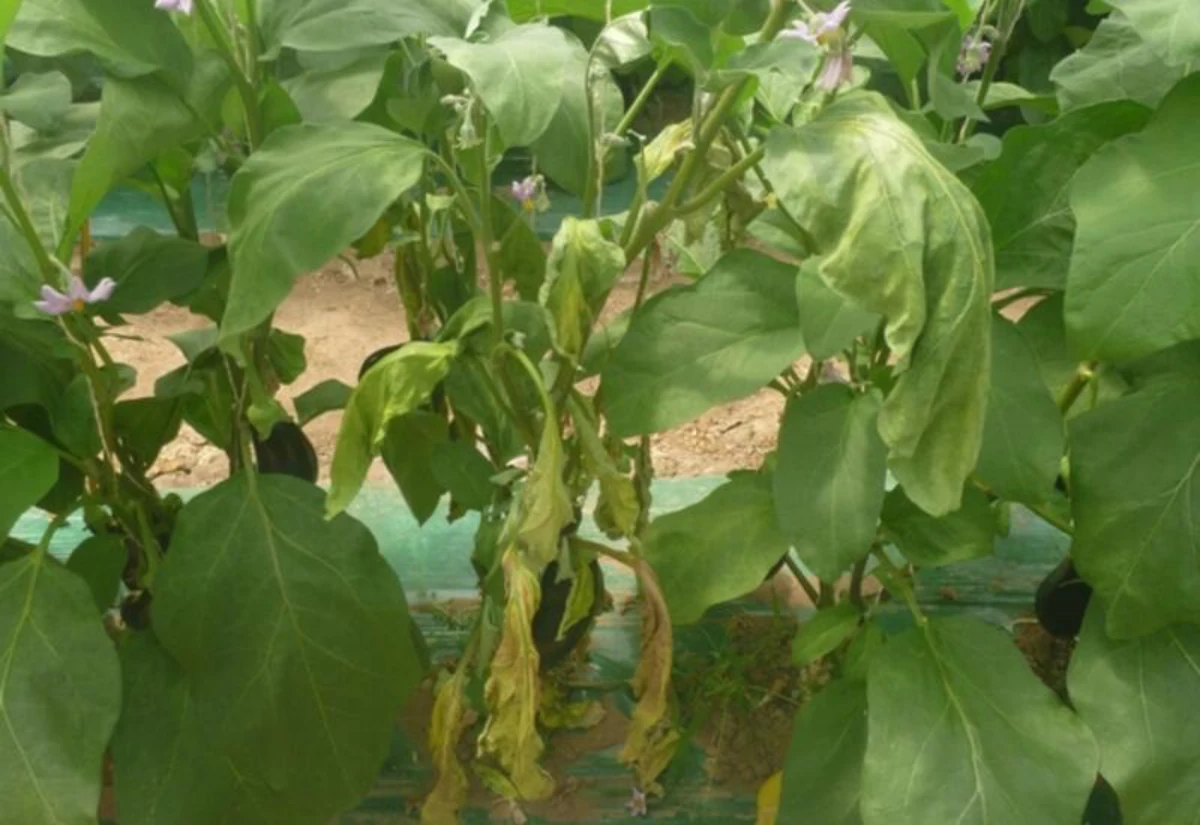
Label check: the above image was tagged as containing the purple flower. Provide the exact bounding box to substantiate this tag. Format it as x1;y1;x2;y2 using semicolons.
781;1;851;47
627;787;648;817
957;35;992;76
154;0;193;13
816;47;855;91
34;275;116;316
509;175;542;212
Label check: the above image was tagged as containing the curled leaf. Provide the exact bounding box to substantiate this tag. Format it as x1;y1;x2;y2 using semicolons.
478;549;555;801
517;418;574;568
571;397;638;539
421;667;472;825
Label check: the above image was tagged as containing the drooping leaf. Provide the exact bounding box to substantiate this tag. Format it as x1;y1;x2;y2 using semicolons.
431;440;495;511
779;679;867;825
969;101;1151;291
222;122;427;341
795;260;880;362
571;398;638;539
508;0;649;20
540;217;626;359
1069;604;1200;824
601;249;806;437
152;473;424;821
430;24;577;148
282;51;389;122
773;386;888;582
82;227;209;315
1065;75;1200;362
421;662;473;824
328;341;456;517
64;534;125;612
259;0;479;56
9;101;98;162
647;6;715;75
0;548;121;825
1105;0;1200;66
0;71;71;132
517;416;574;569
381;411;449;525
863;617;1098;825
792;603;862;667
1050;13;1189;111
1069;378;1200;637
9;0;192;79
880;485;994;567
644;471;790;624
763;92;994;516
294;379;354;426
975;316;1064;505
0;426;58;536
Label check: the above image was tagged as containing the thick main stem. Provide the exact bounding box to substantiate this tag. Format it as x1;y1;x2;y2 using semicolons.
478;131;504;349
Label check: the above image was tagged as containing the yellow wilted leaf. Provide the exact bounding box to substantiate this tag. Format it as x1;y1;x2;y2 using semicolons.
478;549;555;801
756;772;782;825
517;420;574;568
421;667;471;825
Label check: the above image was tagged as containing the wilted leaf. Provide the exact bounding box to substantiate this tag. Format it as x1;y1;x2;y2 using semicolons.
571;398;638;539
540;217;626;359
421;666;472;825
517;416;574;568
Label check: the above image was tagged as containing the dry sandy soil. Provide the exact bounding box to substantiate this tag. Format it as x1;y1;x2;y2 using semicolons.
104;251;786;488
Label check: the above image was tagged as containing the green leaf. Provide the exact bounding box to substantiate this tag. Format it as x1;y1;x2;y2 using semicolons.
793;603;862;667
1106;0;1200;66
222;123;427;342
1065;75;1200;362
0;315;74;412
9;102;99;162
1069;604;1200;824
430;24;576;148
541;217;626;359
431;440;495;511
328;341;457;517
113;396;182;468
644;471;790;625
282;51;389;122
267;329;307;385
152;473;423;821
0;549;121;825
82;227;209;314
0;426;58;536
1069;378;1200;637
795;259;880;364
0;0;21;45
260;0;478;56
780;679;867;825
975;317;1064;505
773;386;888;582
863;617;1098;825
10;0;192;79
495;201;547;300
1050;13;1189;111
0;71;71;132
648;6;714;74
763;93;994;516
68;56;231;244
969;101;1151;291
600;249;806;437
881;485;995;567
571;398;638;539
294;379;354;426
65;534;124;612
381;411;449;525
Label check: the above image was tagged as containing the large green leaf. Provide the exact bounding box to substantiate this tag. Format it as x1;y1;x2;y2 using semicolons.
881;485;994;567
600;249;805;437
327;341;457;516
863;617;1097;825
508;0;648;20
0;160;71;308
0;0;21;45
1065;75;1200;362
68;55;230;245
1106;0;1200;66
643;471;789;625
0;548;121;825
975;317;1063;505
1069;605;1200;824
969;101;1151;291
430;24;577;148
82;227;209;315
1069;378;1200;637
795;260;880;362
282;51;389;122
0;315;74;412
9;0;191;79
541;217;626;359
381;412;448;525
773;386;888;582
763;93;994;516
779;679;867;825
152;473;423;822
1050;13;1189;111
0;427;58;536
0;71;71;132
221;123;427;341
260;0;478;56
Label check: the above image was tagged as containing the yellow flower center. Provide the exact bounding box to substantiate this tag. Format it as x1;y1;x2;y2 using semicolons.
71;299;86;313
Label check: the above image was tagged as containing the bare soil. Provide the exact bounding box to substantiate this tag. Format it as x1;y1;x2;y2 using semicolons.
106;250;784;487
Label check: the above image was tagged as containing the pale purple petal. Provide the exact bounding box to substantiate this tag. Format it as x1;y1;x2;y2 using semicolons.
155;0;194;13
86;277;117;304
627;788;648;817
33;285;72;316
780;20;818;45
816;48;854;91
957;36;992;75
825;1;852;30
67;275;90;302
510;176;539;205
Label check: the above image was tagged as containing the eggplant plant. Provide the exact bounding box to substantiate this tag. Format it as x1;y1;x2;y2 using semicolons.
2;0;1199;823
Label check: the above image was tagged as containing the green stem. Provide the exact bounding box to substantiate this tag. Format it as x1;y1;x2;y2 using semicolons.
957;0;1025;143
676;143;766;217
784;554;822;604
0;165;55;279
429;152;481;232
632;241;654;310
195;0;262;148
477;128;504;348
871;547;925;626
615;61;670;139
1058;362;1097;416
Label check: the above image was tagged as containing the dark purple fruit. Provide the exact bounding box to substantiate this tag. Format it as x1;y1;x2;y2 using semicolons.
533;559;605;671
1035;557;1093;639
252;420;319;483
